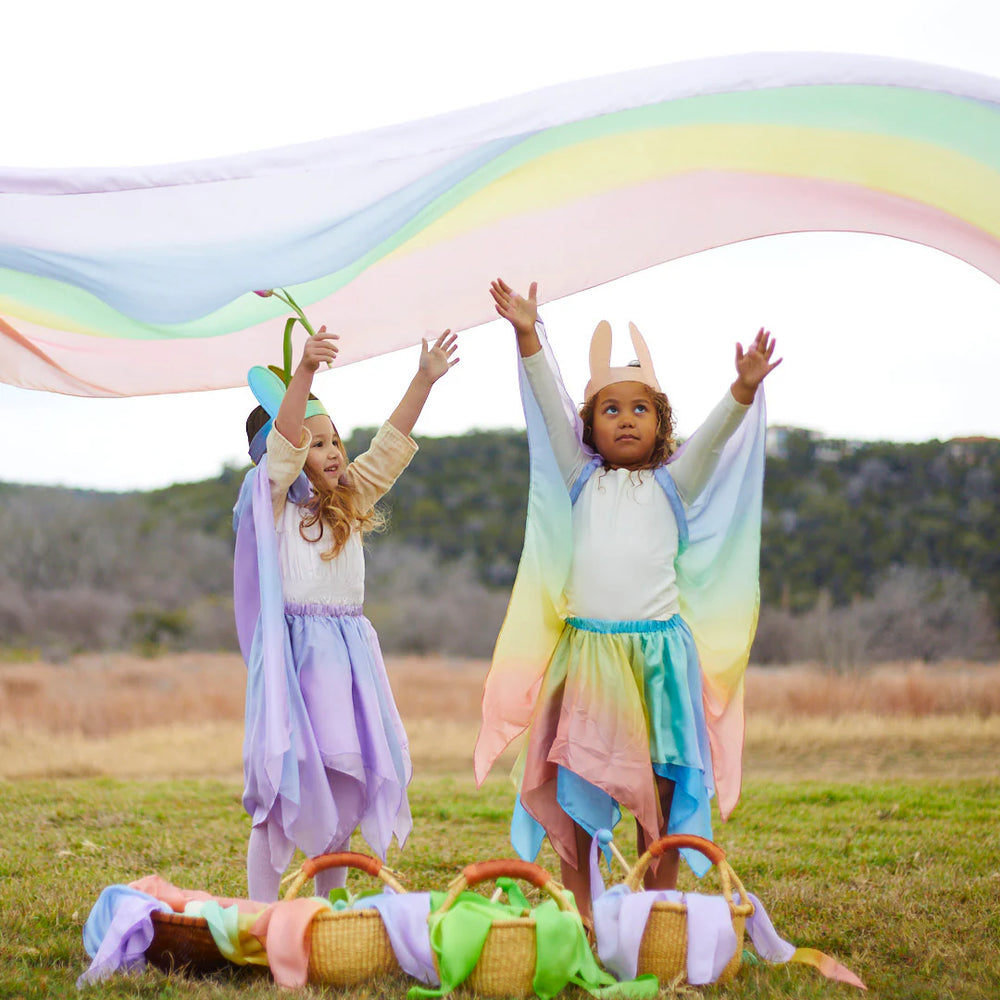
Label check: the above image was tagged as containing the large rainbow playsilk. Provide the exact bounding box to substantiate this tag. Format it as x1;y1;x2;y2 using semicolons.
2;51;999;396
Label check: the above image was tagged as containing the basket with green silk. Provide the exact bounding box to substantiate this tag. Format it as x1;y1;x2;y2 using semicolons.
282;850;406;987
625;834;754;985
431;859;584;997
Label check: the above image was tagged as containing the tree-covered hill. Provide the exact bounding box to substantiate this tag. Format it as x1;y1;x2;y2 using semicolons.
1;427;997;661
760;429;999;616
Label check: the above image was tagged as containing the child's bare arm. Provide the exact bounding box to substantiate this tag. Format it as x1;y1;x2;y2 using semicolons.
387;330;459;437
731;328;781;404
491;278;542;356
274;327;339;443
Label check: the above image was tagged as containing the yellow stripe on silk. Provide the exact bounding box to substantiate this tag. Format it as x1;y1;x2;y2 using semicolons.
389;124;1000;255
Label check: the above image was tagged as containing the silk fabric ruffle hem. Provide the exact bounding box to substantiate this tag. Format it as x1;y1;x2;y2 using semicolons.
243;602;412;873
511;616;714;876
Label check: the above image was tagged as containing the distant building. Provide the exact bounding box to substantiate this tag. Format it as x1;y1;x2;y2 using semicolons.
946;436;995;466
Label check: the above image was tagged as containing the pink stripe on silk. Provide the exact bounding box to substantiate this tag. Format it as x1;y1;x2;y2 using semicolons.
703;682;745;820
9;170;1000;395
0;314;114;395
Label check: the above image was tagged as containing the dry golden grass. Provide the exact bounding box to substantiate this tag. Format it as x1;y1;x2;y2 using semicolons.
0;652;486;736
2;653;999;782
746;660;1000;717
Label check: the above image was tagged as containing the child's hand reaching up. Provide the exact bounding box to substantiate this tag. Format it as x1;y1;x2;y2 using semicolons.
299;327;340;372
389;329;460;436
275;327;339;442
491;278;541;357
732;328;782;404
418;329;460;385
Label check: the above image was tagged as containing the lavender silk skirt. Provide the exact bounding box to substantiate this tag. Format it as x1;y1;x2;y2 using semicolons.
242;601;412;873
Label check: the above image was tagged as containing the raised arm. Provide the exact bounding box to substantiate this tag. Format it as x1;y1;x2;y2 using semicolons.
273;327;339;443
491;278;588;486
671;328;781;502
491;278;541;357
731;327;781;404
387;330;459;437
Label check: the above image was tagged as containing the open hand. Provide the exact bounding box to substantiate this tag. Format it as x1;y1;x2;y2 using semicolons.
490;278;538;338
734;328;781;399
419;329;460;384
299;326;339;372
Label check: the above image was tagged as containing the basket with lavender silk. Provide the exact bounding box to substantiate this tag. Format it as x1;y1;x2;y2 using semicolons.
592;831;753;988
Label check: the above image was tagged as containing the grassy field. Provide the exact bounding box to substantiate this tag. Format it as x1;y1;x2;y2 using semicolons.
2;655;999;999
3;776;999;1000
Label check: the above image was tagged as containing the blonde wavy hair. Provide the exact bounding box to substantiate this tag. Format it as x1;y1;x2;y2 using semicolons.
246;404;386;560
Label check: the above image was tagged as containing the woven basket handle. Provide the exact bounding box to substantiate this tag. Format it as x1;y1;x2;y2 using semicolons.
283;851;405;900
438;858;570;914
464;859;552;890
646;835;726;865
625;836;753;915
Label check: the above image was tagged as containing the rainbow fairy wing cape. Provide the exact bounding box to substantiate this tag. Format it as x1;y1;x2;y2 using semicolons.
2;51;999;395
472;328;766;822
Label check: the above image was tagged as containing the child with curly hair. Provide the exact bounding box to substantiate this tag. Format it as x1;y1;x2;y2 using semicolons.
475;279;778;922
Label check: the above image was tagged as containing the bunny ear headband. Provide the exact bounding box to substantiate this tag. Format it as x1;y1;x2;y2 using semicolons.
247;288;329;464
584;320;661;401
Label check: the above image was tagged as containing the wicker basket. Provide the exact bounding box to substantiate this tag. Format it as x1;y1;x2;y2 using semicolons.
435;859;574;998
282;851;405;987
625;834;754;986
147;911;233;975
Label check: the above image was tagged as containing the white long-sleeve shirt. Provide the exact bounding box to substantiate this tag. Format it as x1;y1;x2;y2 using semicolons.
265;421;417;606
522;349;748;621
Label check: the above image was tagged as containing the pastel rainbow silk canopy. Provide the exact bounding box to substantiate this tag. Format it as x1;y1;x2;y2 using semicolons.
2;51;1000;396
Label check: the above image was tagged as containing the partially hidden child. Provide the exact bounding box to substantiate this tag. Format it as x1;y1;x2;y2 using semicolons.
475;279;780;923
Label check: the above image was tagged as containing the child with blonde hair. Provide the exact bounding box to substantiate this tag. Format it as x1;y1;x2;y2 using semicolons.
235;325;458;901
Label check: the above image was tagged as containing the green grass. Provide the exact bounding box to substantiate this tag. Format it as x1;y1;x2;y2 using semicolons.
2;777;998;999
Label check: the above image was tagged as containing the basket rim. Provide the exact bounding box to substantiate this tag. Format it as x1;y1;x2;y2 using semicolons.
150;911;211;928
648;897;755;917
310;906;387;924
476;916;539;929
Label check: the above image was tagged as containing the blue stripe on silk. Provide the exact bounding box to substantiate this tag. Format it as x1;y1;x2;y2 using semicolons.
512;765;712;878
511;797;547;863
652;762;714;876
0;134;526;323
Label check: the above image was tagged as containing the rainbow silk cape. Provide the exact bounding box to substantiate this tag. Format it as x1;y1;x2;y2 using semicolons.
472;329;767;824
2;51;999;395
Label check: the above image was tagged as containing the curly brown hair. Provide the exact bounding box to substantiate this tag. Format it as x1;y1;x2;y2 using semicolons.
245;404;385;560
579;384;676;470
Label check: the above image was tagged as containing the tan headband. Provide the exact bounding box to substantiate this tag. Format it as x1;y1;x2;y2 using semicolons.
584;321;661;401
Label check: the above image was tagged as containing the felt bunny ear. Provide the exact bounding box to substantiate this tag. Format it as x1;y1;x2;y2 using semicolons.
584;321;613;401
628;322;662;393
584;320;661;400
589;320;613;376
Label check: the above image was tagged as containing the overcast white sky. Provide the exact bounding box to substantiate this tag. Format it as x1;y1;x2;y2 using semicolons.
2;0;999;490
